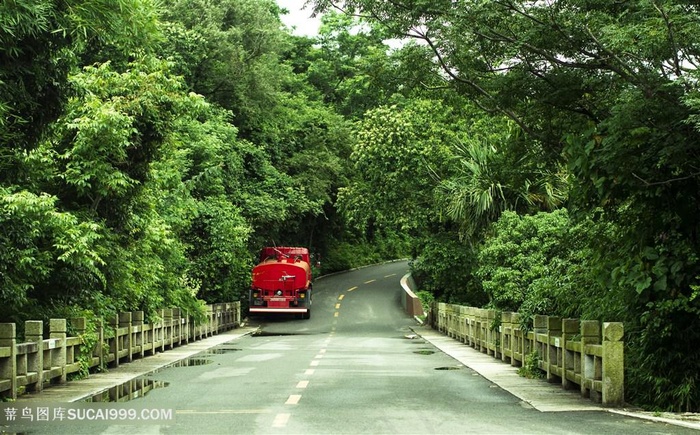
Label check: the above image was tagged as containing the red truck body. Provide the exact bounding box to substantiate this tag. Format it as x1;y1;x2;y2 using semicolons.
248;247;312;318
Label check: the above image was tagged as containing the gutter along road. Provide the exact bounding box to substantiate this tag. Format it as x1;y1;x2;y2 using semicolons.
9;261;696;434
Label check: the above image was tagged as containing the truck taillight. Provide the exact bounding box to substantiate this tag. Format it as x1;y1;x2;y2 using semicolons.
298;292;306;299
252;291;259;298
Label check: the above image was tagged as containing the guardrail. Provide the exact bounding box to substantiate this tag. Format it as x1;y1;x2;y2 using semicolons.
400;273;424;318
0;302;240;400
431;302;624;406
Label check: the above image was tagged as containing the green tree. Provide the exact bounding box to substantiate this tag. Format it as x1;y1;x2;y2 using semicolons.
338;99;458;235
315;0;700;411
160;0;289;140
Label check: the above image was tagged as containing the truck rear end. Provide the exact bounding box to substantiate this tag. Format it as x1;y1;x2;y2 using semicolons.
248;247;312;319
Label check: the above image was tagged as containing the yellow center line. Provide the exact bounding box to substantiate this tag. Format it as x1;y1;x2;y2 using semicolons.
348;286;358;292
384;274;396;278
310;360;320;367
334;312;339;317
305;369;315;375
296;381;309;389
338;294;345;300
335;303;341;309
315;354;324;359
364;279;375;284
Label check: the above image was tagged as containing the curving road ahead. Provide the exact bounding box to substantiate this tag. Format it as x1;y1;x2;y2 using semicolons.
22;261;695;434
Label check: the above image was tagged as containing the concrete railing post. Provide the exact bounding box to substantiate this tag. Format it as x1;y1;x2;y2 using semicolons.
0;324;17;399
501;312;512;364
49;319;67;384
173;308;182;346
562;318;580;390
602;322;624;406
580;320;600;399
109;315;119;368
546;316;562;383
133;311;145;359
119;312;133;363
164;309;173;349
97;318;105;371
69;317;86;373
511;312;522;367
25;320;44;392
487;309;496;357
533;315;547;370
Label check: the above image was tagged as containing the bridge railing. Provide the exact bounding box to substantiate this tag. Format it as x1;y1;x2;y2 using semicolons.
0;302;240;400
432;303;624;407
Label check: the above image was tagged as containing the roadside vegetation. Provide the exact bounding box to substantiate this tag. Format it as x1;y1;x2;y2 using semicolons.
1;0;698;412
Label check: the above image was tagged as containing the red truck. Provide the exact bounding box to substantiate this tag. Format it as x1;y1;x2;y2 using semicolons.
248;246;312;319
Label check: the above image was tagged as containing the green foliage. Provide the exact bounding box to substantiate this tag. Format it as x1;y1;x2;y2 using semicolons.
416;290;435;319
518;350;545;380
338;99;458;236
0;189;104;321
410;231;487;306
319;0;700;411
477;210;569;314
437;119;568;239
160;0;290;139
321;231;411;273
0;0;161;149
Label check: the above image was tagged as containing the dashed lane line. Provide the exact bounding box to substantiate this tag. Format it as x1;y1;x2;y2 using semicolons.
285;395;302;405
272;413;290;428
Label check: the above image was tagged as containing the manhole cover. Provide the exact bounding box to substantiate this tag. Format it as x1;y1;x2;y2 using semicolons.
414;350;436;355
435;366;461;370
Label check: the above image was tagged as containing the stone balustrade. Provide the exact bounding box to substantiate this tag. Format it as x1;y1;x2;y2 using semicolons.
432;302;624;406
0;302;240;400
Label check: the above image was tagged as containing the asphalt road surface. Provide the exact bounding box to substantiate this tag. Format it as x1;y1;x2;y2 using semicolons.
9;261;696;434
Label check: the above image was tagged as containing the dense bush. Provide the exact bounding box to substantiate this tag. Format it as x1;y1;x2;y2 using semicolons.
410;232;487;306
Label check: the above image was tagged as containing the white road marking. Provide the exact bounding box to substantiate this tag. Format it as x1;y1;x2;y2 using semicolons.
272;413;290;428
296;380;309;388
286;394;302;405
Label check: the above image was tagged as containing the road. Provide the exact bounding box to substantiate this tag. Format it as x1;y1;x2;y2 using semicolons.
7;261;696;434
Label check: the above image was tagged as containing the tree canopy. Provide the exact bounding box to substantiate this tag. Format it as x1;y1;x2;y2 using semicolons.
2;0;699;411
